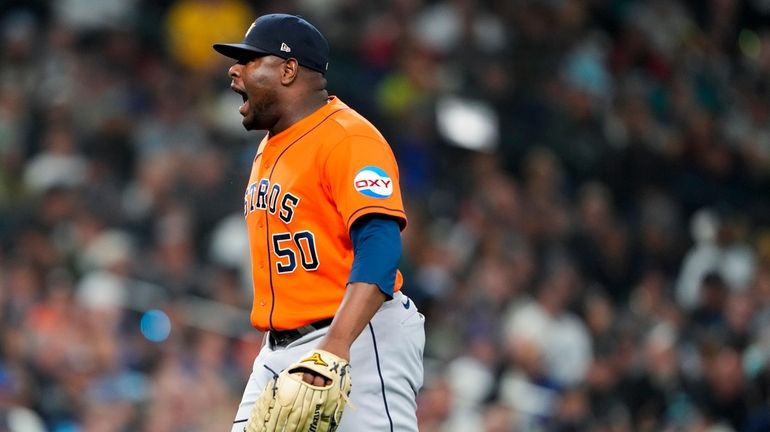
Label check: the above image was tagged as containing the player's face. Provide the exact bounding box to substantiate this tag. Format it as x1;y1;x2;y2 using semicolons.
229;55;282;131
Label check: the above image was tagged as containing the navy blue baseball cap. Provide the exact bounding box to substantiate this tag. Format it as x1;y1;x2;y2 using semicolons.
213;14;329;75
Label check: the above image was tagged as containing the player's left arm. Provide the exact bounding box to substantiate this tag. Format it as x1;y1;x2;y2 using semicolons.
313;281;385;367
304;215;402;385
301;135;405;385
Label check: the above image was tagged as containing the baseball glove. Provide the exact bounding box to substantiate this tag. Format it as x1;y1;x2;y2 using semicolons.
245;349;352;432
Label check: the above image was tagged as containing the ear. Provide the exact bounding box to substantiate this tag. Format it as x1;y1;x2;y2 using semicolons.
280;58;300;85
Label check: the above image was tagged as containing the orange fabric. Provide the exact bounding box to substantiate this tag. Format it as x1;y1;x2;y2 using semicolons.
244;97;406;331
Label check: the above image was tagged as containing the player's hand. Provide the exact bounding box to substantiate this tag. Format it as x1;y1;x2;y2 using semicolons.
302;371;331;386
303;339;349;386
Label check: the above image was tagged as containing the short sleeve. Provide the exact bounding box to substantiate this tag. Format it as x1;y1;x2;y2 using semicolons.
323;135;407;232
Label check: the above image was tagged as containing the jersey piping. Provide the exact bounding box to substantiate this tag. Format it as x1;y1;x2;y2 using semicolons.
347;206;407;231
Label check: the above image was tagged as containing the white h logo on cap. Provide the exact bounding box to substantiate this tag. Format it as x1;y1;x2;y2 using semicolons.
245;21;256;38
280;43;291;52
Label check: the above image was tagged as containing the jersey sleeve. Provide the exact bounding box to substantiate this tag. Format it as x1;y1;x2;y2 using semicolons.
323;135;407;232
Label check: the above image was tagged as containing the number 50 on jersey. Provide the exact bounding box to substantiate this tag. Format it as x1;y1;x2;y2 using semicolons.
245;178;319;274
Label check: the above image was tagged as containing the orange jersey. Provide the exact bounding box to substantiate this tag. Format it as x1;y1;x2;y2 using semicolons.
244;97;406;331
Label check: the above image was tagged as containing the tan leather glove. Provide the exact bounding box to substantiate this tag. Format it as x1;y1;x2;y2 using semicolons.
245;349;352;432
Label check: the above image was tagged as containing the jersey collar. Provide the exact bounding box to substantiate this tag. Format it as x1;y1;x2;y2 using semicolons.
266;96;347;146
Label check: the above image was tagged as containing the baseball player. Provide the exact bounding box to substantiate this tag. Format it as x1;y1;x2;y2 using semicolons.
213;14;425;432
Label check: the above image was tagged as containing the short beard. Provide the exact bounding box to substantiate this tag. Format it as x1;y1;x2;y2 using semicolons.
243;88;279;131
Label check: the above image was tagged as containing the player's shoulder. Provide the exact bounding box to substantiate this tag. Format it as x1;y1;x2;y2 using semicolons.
323;97;387;144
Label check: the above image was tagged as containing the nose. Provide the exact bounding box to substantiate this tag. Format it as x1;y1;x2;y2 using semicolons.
229;63;242;79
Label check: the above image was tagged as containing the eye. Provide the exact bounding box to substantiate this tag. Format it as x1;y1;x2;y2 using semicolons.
236;54;262;66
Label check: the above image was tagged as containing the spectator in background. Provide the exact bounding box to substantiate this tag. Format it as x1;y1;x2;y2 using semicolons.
503;262;592;387
22;124;87;194
569;181;638;302
677;208;757;310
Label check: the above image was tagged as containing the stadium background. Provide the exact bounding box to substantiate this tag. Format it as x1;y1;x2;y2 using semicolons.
1;0;770;431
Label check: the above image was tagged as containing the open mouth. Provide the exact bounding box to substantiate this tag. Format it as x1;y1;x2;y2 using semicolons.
231;85;249;116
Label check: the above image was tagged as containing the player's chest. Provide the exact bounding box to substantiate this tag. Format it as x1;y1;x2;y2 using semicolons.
243;143;326;222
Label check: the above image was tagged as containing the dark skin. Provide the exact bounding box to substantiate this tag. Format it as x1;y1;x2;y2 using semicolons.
228;55;328;135
229;55;387;386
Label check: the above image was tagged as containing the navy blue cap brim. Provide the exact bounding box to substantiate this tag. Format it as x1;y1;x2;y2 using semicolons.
212;43;270;61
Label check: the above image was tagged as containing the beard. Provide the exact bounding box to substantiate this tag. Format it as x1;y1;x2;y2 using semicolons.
243;87;279;131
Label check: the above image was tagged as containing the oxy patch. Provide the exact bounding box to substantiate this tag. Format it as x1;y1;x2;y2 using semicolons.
353;166;393;199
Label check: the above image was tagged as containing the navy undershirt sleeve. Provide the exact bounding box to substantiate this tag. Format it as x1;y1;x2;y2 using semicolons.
348;216;402;299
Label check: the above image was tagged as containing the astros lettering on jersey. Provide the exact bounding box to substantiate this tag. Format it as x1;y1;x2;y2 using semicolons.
243;97;406;331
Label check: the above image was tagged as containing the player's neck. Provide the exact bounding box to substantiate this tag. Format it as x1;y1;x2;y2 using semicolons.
269;91;329;137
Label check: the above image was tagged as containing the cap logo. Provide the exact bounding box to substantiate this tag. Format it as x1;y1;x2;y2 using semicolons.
245;21;256;38
280;42;291;53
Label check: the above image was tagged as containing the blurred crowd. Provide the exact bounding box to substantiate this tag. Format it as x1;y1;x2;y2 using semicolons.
2;0;770;431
